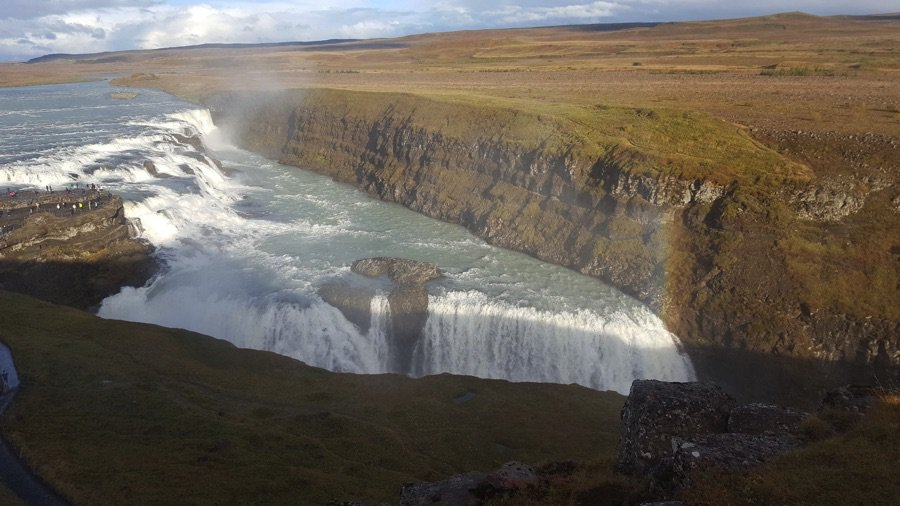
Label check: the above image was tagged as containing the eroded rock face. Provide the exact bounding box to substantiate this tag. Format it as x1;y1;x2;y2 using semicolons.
618;380;735;474
317;280;375;334
352;257;442;372
0;193;156;310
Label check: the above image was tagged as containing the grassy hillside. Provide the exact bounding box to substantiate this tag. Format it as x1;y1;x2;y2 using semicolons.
0;292;623;504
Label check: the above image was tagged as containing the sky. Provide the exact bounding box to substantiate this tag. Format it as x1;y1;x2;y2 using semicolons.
1;0;897;62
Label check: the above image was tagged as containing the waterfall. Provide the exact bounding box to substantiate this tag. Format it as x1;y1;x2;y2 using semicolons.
412;291;694;393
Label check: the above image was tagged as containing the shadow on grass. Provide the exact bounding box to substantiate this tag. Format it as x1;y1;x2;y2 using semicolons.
686;344;899;408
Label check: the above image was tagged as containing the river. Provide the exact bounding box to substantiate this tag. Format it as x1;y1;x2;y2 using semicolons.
0;80;694;393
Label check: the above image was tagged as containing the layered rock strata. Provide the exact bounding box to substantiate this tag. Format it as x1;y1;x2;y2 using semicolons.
0;191;155;310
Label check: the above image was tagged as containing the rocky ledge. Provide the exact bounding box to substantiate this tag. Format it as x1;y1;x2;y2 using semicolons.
0;189;156;310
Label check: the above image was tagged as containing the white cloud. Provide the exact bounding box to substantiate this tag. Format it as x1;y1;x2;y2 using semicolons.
1;1;896;61
488;1;619;23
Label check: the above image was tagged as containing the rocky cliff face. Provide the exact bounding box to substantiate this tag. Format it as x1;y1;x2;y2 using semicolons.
209;89;897;400
0;192;156;310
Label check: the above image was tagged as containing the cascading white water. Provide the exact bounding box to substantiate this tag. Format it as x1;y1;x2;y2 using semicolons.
0;81;696;394
413;291;693;393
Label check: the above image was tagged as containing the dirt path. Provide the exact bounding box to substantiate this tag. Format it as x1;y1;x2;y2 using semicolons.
0;344;68;506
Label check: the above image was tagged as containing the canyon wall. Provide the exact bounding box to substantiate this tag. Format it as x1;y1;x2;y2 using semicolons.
208;89;897;401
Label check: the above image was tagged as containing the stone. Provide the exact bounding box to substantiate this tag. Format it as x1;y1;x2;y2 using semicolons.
618;380;735;474
728;403;809;436
671;432;801;486
820;385;886;415
484;461;538;490
399;462;539;506
351;257;442;286
400;472;487;506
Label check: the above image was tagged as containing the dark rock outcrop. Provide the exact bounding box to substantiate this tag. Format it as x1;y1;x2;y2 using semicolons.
618;380;734;474
618;380;817;494
0;192;156;310
317;280;375;333
400;462;538;506
671;432;801;487
728;403;808;436
819;385;888;415
351;257;442;286
352;257;441;372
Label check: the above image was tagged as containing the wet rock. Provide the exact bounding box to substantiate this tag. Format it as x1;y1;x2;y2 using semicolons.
351;257;442;286
671;432;801;486
728;403;809;436
317;280;375;333
618;380;735;474
351;257;442;372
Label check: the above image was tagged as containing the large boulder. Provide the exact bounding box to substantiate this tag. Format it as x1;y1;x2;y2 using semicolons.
351;257;442;286
671;432;801;486
399;462;538;506
727;403;809;436
618;380;735;474
400;472;486;506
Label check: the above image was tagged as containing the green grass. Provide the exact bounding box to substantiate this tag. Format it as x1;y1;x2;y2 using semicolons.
0;292;623;505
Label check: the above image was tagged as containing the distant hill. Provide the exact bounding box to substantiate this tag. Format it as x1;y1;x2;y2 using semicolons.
26;38;361;64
